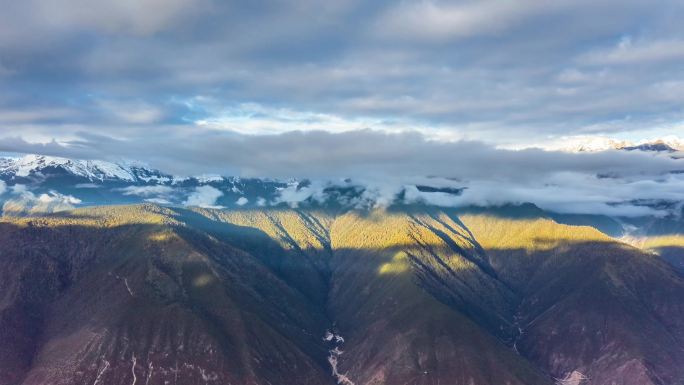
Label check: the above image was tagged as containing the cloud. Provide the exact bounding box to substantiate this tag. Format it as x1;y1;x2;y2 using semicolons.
373;0;541;41
145;197;172;205
449;173;684;217
95;99;167;125
0;0;206;39
191;101;418;136
579;38;684;66
75;183;101;189
1;127;683;217
0;129;681;179
268;171;684;217
235;197;249;206
0;0;683;147
0;0;683;217
118;185;175;197
118;185;177;205
37;192;81;205
403;185;462;207
183;185;223;208
2;185;82;215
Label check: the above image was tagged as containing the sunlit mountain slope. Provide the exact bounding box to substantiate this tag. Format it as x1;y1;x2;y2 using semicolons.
1;204;683;384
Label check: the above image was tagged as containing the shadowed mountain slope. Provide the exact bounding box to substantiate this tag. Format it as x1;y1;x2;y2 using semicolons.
0;206;331;385
454;212;684;385
1;204;683;384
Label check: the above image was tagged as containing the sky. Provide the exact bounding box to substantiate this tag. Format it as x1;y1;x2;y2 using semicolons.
0;0;683;215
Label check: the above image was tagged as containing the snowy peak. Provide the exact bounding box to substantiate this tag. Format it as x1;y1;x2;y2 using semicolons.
621;139;679;152
0;154;139;181
566;137;631;153
552;136;684;153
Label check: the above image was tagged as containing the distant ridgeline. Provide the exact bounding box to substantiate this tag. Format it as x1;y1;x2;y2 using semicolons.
0;154;682;385
0;154;682;243
0;154;472;211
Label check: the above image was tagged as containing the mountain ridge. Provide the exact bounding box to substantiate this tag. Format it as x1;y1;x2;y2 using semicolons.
1;203;683;384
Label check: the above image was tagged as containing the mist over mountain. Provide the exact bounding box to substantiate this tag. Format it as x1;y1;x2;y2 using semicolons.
2;0;684;383
1;138;682;219
543;136;684;154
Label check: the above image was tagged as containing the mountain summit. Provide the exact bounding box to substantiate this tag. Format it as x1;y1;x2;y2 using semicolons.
549;136;684;153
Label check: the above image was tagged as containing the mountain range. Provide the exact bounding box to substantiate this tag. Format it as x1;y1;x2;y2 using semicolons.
0;148;682;385
1;203;683;385
0;154;289;211
552;136;684;153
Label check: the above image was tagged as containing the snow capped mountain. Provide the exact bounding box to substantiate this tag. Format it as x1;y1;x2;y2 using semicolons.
659;135;684;151
560;136;632;153
546;135;684;153
0;154;139;181
0;152;680;224
0;154;292;212
621;141;679;152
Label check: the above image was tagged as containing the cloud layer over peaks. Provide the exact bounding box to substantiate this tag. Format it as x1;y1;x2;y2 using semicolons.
0;1;682;217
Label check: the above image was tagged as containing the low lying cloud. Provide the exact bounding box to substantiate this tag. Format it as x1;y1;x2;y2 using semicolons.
0;0;681;218
0;129;682;217
2;184;82;215
267;173;684;217
2;129;680;179
144;197;172;205
75;183;101;189
118;185;175;197
183;185;223;208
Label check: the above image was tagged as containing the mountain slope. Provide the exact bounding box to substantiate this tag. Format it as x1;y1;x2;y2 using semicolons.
0;206;331;385
1;204;684;384
454;211;684;384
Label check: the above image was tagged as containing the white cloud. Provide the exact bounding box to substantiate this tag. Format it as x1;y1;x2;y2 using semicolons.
235;197;248;206
403;185;461;207
374;0;541;41
145;197;172;205
521;134;684;152
118;185;175;197
580;38;684;65
183;185;223;208
2;186;82;215
75;183;101;189
0;0;683;150
274;182;324;208
11;184;29;194
38;192;81;205
192;101;425;136
268;171;684;218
